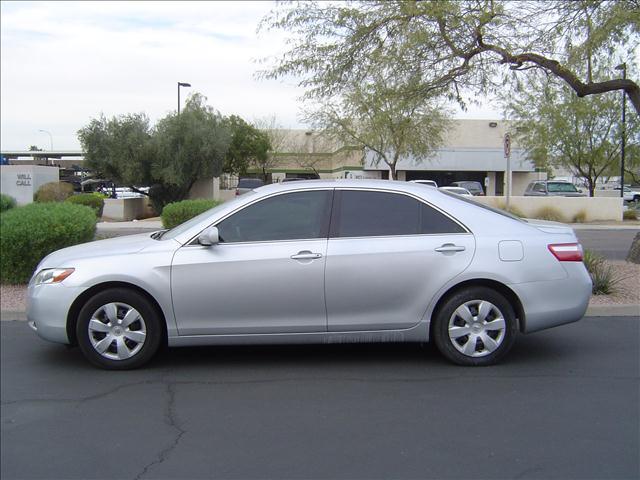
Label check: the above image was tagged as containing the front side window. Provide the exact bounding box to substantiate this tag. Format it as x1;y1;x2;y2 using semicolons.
216;190;332;243
331;190;465;238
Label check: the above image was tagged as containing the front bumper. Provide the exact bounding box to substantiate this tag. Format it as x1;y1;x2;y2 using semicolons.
511;262;592;333
27;283;88;344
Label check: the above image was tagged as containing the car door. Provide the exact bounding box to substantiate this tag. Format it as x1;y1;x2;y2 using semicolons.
171;189;333;336
325;189;475;332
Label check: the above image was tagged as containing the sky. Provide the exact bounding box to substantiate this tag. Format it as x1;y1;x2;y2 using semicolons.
0;1;499;151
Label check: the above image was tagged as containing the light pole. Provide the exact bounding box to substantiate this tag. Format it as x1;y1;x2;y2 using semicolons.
38;129;53;150
177;82;191;114
615;63;627;198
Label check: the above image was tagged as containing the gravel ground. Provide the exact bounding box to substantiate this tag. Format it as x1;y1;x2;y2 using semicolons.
3;261;638;312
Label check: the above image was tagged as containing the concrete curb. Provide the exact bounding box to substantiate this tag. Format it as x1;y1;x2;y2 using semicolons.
3;306;638;322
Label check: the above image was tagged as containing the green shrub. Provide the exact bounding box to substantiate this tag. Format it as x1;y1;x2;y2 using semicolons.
34;181;74;202
533;205;565;222
583;249;622;295
572;210;587;223
161;199;221;229
66;193;105;217
0;194;16;213
623;208;638;221
0;203;96;284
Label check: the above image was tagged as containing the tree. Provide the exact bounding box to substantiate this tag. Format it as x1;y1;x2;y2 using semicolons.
254;115;289;181
306;76;450;180
506;72;639;196
28;145;42;151
78;93;232;212
223;116;271;179
260;1;640;114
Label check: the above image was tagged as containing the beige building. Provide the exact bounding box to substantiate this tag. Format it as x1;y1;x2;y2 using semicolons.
244;120;544;196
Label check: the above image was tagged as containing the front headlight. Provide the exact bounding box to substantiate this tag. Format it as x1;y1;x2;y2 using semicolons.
31;268;75;286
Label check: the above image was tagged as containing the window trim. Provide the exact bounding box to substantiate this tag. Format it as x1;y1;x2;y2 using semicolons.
329;187;470;239
185;188;335;246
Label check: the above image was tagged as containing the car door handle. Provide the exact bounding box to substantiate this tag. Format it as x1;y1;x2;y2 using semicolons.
435;244;466;253
290;251;323;260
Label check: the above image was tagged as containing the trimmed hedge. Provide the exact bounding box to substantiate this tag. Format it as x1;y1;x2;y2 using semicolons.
66;193;105;217
162;199;221;229
1;194;16;213
0;202;97;284
34;181;74;202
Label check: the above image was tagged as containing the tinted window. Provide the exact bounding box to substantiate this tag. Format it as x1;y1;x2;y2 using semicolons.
332;190;465;237
217;190;331;243
237;178;264;189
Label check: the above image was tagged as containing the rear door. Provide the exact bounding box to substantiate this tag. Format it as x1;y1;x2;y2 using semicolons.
325;189;475;332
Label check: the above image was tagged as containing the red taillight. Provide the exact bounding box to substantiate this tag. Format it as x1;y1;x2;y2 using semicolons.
548;243;583;262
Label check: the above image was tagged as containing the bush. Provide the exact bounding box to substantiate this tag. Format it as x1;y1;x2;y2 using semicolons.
532;206;565;222
161;199;221;229
583;249;622;295
623;208;638;221
66;193;105;217
0;194;16;213
0;203;96;284
495;202;525;218
572;210;587;223
34;182;74;202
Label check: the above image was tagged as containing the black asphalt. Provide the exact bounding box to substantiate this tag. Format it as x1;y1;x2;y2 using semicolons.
576;229;638;260
1;317;638;480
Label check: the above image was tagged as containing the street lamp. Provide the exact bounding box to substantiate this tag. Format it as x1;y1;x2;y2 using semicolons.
615;63;627;198
38;129;53;150
177;82;191;114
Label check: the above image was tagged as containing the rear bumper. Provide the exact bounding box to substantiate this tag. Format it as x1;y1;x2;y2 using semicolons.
511;263;592;333
27;283;87;344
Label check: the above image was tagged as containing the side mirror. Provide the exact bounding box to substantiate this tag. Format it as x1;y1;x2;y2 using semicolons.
198;226;219;246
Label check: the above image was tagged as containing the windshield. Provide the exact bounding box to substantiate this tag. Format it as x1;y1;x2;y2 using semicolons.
161;192;256;240
548;182;579;193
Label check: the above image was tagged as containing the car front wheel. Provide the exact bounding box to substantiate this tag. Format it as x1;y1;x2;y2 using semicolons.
76;288;162;369
432;287;518;366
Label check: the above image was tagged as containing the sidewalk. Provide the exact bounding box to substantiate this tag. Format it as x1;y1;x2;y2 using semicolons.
97;217;163;231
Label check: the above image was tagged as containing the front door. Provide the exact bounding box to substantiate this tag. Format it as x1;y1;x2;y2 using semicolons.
171;190;333;336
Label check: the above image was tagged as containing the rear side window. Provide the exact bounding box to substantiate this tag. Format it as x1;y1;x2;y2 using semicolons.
217;190;332;243
331;190;465;238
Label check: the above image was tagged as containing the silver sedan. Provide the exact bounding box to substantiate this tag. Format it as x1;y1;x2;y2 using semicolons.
28;180;592;369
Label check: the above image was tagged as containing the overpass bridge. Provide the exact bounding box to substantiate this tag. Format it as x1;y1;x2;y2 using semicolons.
1;150;85;168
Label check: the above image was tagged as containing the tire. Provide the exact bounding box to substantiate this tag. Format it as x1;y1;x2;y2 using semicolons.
76;288;162;370
432;287;518;366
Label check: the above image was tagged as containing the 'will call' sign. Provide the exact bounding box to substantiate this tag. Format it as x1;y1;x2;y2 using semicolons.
16;173;32;186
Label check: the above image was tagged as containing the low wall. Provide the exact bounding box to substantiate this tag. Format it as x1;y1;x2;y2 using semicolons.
474;196;623;222
0;165;59;205
102;197;155;221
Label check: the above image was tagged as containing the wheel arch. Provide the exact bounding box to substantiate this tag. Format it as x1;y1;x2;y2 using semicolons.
429;279;526;336
66;281;168;347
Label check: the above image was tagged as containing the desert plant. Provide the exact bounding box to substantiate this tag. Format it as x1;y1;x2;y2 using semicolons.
161;199;221;229
34;181;74;203
496;202;525;218
572;210;587;223
533;206;565;222
623;208;638;221
66;193;105;217
0;202;96;283
0;194;16;213
582;249;622;295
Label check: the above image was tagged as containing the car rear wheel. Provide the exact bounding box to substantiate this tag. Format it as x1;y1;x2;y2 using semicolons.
432;287;518;366
76;288;162;369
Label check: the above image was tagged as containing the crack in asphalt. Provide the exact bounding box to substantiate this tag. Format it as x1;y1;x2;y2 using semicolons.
132;383;186;480
1;372;637;407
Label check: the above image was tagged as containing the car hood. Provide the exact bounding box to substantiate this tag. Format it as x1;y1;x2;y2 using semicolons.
38;232;161;269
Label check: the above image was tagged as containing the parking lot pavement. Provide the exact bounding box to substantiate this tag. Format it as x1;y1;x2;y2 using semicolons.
2;317;638;480
575;228;639;260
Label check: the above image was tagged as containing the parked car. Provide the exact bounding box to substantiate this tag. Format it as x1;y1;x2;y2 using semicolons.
409;180;438;187
613;186;640;203
439;186;473;196
28;180;591;369
524;181;586;197
449;181;484;196
235;178;264;196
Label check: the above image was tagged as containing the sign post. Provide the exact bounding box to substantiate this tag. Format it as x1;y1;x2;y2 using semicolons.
504;133;512;209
